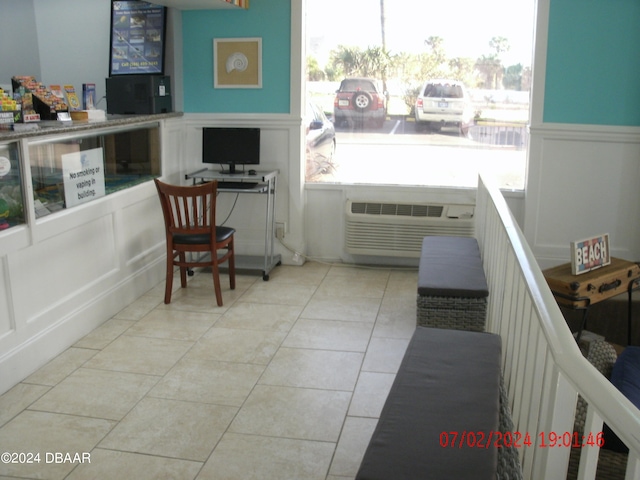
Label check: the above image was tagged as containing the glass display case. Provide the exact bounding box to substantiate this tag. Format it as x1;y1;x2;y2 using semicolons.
0;141;25;230
28;123;161;218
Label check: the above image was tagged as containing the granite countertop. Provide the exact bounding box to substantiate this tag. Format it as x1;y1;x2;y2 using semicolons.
0;112;183;141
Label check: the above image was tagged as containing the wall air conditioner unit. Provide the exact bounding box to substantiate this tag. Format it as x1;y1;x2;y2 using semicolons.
345;200;475;257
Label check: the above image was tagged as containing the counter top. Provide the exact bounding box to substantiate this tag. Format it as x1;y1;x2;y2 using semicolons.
0;112;183;142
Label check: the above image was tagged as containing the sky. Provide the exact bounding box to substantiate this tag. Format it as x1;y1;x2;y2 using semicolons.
306;0;535;68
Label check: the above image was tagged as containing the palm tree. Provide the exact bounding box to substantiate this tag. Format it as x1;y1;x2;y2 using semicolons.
477;37;511;89
380;0;387;50
425;36;446;66
476;55;502;89
380;0;388;93
489;36;510;57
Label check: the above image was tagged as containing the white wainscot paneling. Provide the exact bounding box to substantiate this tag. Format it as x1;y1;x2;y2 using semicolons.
527;125;640;267
182;115;294;259
216;188;280;255
9;213;118;326
0;256;12;337
119;195;165;268
305;188;345;261
162;118;187;182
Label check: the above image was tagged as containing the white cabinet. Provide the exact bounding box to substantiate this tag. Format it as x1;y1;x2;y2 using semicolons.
0;114;182;396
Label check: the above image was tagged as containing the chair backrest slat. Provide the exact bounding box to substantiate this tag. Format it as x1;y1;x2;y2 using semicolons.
154;179;218;236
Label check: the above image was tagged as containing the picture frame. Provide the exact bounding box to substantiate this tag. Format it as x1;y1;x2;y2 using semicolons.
214;37;262;89
570;233;611;275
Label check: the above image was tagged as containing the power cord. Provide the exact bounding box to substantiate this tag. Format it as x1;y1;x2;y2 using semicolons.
217;192;240;226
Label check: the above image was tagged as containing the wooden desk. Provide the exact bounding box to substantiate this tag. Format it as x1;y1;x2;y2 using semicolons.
543;258;640;344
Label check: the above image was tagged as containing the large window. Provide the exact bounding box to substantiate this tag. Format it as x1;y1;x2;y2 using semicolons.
305;0;534;189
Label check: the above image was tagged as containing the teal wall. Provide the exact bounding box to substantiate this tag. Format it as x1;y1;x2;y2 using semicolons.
182;0;640;126
182;0;291;113
544;0;640;125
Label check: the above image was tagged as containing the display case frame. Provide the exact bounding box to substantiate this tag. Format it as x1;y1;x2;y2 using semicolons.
26;122;161;219
0;140;26;232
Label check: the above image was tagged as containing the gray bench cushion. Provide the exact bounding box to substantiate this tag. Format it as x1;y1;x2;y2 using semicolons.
356;327;501;480
417;236;488;298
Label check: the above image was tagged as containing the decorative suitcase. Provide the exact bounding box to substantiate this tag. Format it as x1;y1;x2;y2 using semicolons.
543;257;640;309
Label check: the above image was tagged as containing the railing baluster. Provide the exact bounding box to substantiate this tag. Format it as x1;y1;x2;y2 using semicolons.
475;174;640;479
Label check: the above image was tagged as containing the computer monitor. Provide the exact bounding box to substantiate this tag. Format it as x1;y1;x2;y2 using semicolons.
202;127;260;174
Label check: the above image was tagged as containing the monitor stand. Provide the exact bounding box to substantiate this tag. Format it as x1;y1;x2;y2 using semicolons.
220;164;239;175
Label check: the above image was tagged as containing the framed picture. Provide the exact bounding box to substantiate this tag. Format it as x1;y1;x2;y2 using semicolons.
570;233;611;275
214;37;262;88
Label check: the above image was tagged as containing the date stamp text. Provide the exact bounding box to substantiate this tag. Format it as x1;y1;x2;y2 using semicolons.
439;431;605;449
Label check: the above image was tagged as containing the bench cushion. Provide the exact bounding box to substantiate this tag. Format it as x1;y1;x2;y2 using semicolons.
356;327;502;480
417;236;488;298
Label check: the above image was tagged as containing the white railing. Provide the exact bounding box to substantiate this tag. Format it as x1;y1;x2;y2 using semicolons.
475;174;640;479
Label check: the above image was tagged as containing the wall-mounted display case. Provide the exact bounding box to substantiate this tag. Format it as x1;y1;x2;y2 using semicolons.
0;141;25;231
28;123;161;218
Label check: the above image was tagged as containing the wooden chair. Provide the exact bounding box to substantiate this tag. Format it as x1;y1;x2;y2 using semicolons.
154;178;235;306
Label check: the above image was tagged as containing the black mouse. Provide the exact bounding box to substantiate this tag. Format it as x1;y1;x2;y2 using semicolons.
248;169;257;175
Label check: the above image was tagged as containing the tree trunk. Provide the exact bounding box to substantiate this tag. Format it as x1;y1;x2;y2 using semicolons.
380;0;388;94
380;0;386;50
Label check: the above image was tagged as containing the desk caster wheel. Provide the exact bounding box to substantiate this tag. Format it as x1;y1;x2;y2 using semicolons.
188;269;194;276
263;273;270;281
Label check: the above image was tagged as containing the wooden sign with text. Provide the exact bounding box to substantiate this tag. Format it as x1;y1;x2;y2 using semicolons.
571;234;610;275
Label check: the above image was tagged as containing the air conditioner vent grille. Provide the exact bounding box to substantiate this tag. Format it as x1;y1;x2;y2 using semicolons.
350;202;444;218
345;200;475;258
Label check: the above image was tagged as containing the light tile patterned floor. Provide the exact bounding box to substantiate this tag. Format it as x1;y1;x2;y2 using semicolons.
0;262;417;480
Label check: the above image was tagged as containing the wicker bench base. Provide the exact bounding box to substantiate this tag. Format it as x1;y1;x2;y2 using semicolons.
417;294;487;332
417;236;489;332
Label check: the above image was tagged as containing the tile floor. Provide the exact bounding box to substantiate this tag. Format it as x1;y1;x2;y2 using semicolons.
0;261;418;480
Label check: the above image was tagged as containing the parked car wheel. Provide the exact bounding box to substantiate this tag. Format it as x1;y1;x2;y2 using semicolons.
327;138;336;161
429;122;442;133
334;78;387;129
352;91;372;111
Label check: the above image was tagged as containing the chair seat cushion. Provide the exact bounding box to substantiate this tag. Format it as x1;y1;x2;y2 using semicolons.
173;226;235;245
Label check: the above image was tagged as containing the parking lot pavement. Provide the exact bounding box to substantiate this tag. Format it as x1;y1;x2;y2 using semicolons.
316;118;527;189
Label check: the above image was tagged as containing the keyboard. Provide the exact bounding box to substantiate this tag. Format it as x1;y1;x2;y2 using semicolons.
216;181;260;190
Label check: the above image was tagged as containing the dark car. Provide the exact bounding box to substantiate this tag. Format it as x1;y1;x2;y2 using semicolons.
305;102;336;180
333;77;387;128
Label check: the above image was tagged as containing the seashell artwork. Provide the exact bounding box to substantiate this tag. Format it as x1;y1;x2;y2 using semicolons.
214;38;262;88
226;52;249;73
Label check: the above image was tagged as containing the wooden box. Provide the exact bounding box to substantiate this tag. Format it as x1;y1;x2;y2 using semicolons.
543;257;640;309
